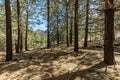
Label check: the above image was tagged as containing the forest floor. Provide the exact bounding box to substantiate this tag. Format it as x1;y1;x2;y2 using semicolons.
0;41;120;80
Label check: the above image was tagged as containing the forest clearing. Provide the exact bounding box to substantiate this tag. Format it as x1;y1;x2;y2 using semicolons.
1;0;120;80
0;41;120;80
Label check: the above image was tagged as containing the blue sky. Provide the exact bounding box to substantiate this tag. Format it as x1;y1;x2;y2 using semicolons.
0;0;3;4
29;15;47;31
31;0;47;31
33;22;47;31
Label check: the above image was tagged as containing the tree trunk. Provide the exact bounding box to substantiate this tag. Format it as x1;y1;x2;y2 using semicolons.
19;1;23;53
84;0;89;47
70;16;73;45
25;5;29;51
74;0;79;52
55;1;59;47
47;0;50;48
57;15;59;46
16;0;22;53
66;0;69;47
20;26;23;53
104;0;115;65
16;0;20;53
5;0;13;61
57;27;59;46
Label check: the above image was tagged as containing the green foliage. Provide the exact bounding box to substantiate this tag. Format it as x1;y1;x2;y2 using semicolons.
32;33;46;47
28;28;47;48
0;0;120;51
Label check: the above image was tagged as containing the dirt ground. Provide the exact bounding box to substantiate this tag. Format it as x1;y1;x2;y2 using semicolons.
0;43;120;80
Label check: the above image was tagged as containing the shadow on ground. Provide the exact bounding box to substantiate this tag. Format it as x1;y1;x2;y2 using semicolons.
0;46;120;80
45;61;108;80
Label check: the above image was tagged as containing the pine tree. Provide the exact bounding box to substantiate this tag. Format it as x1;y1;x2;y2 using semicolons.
84;0;89;47
104;0;115;65
5;0;13;61
74;0;79;52
47;0;50;48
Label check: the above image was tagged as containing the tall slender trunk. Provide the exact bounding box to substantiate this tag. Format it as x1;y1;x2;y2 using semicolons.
25;4;29;51
20;26;23;53
84;0;89;47
66;0;69;47
54;1;59;47
74;0;79;52
57;28;59;46
16;0;22;53
70;16;73;45
57;15;59;46
5;0;13;61
16;0;20;53
19;1;23;53
47;0;50;48
104;0;115;65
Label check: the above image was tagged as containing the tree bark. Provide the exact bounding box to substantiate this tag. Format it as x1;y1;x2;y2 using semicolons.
16;0;23;53
84;0;89;47
57;27;59;46
5;0;13;61
57;15;59;46
66;0;69;47
47;0;50;48
54;1;59;47
70;17;73;45
104;0;115;65
25;3;29;51
20;27;23;53
74;0;79;52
